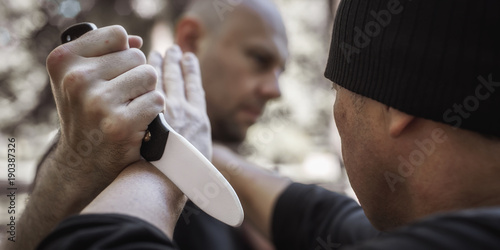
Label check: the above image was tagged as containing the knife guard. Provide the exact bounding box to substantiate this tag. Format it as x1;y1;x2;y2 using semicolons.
140;116;169;161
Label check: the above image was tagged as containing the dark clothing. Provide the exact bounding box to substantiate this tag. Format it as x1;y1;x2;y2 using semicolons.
273;183;500;249
272;183;382;249
173;201;252;250
37;214;176;250
38;183;500;250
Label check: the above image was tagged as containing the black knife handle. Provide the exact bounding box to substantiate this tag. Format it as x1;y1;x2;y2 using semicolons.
60;22;168;161
140;115;169;161
61;22;97;44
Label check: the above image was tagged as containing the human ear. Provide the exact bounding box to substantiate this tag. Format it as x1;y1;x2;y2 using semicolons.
387;107;415;138
175;17;204;54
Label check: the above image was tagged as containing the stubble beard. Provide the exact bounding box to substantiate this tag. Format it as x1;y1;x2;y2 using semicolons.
211;116;247;144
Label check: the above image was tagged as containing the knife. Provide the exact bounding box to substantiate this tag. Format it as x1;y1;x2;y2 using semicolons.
61;22;244;227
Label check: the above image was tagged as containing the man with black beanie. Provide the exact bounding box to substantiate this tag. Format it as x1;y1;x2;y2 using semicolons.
35;0;500;249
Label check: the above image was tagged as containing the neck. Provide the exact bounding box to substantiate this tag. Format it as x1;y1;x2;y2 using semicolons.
408;127;500;222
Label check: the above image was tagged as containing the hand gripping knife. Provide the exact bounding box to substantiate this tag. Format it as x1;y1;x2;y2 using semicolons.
61;22;244;227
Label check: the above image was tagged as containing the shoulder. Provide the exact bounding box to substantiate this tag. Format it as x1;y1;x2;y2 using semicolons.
347;207;500;250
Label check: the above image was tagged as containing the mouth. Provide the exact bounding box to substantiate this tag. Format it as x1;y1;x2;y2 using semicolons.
240;106;263;123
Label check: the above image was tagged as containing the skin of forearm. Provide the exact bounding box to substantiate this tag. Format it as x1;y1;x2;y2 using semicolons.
11;140;117;250
81;160;187;239
235;163;291;239
215;150;291;239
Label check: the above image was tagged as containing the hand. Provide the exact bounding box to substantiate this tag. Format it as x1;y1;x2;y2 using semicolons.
148;45;212;159
46;25;164;182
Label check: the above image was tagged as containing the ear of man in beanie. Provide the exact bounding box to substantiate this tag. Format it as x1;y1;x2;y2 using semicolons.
325;0;500;137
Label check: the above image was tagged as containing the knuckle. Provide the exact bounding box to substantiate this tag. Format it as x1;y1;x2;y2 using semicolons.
84;91;107;116
163;68;181;82
46;47;64;69
186;82;202;94
109;25;128;47
140;64;158;86
151;90;165;107
129;85;145;98
128;48;146;64
62;68;90;94
100;115;126;138
46;46;72;78
163;73;176;83
166;99;182;110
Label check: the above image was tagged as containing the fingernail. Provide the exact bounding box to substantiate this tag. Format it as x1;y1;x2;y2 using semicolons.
166;44;181;58
183;53;194;63
148;51;161;63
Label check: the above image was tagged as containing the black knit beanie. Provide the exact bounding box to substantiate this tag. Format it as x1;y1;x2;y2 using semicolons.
325;0;500;137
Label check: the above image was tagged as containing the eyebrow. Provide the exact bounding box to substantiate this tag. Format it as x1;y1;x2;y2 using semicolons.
250;43;287;72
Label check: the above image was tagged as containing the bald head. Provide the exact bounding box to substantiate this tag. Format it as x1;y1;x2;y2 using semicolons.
174;0;288;142
183;0;287;41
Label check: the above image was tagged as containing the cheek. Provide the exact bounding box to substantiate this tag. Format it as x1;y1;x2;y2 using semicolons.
213;52;257;100
333;92;371;196
333;94;343;132
333;94;360;178
333;90;398;226
199;51;251;113
333;92;350;150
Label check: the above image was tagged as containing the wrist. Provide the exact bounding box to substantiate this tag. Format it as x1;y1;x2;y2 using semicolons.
31;144;114;215
81;161;187;238
51;137;118;184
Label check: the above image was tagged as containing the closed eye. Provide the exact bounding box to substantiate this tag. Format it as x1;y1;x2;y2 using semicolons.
246;49;273;71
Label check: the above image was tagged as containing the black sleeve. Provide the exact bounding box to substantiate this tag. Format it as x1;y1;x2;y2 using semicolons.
173;201;251;250
37;214;177;250
272;183;500;250
342;208;500;250
272;183;382;250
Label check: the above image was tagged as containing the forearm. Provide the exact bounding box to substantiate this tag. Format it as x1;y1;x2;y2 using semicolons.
11;139;116;250
213;147;291;239
81;160;186;239
233;162;290;239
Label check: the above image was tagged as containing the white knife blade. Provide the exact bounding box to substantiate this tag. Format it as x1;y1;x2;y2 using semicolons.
148;114;244;227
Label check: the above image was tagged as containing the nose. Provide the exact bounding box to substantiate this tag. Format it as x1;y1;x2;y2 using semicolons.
259;68;281;99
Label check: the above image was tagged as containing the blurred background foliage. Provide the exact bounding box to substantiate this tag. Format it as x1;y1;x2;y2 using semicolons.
0;0;348;205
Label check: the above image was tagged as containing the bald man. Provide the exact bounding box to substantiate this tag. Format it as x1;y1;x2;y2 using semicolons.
9;0;287;249
169;1;287;249
174;0;287;143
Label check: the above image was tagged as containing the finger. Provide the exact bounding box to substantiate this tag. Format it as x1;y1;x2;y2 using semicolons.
125;90;165;131
128;35;143;49
95;48;146;81
106;64;158;104
162;45;185;99
148;50;164;94
101;90;164;145
182;52;206;110
53;48;146;98
65;25;129;57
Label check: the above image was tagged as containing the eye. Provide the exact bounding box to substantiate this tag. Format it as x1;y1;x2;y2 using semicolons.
246;50;272;71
